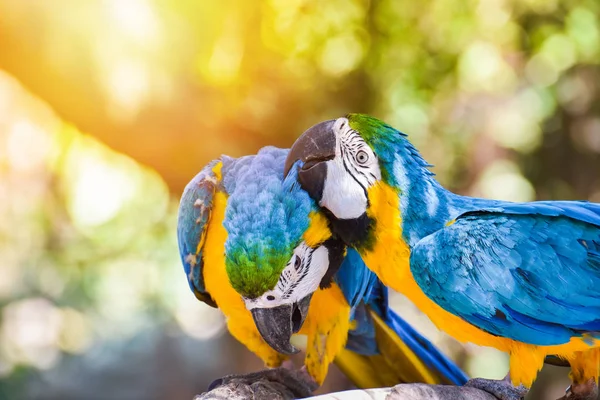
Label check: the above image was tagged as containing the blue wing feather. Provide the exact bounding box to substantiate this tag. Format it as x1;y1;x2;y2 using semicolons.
176;159;222;307
334;249;380;317
412;202;600;345
466;200;600;228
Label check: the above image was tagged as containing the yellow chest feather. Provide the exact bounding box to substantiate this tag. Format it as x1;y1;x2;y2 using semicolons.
203;192;249;318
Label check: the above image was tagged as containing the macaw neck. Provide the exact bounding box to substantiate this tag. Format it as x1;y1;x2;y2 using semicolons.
354;131;505;292
377;158;501;248
398;176;502;247
359;171;500;291
364;126;504;248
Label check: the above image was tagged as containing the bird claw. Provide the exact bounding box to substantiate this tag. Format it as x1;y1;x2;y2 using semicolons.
556;379;598;400
281;359;295;370
464;377;528;400
206;367;318;399
298;365;318;388
206;377;224;392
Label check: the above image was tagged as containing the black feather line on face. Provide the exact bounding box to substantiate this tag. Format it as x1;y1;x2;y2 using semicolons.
319;237;346;289
281;248;313;299
340;145;369;201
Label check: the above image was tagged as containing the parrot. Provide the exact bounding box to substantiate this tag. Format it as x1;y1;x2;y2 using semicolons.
283;113;600;400
177;146;467;391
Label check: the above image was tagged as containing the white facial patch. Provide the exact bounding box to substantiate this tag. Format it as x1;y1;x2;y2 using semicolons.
244;242;329;310
320;117;382;219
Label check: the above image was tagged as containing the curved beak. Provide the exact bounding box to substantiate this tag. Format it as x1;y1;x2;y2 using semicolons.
284;120;337;202
251;294;313;355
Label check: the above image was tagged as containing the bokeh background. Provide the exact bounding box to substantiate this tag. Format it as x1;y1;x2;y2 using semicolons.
0;0;599;399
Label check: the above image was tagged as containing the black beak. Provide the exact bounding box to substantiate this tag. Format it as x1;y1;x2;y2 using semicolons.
251;294;312;355
284;120;337;202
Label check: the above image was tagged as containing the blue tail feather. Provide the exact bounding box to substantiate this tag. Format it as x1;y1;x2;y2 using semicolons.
338;249;468;385
384;308;468;385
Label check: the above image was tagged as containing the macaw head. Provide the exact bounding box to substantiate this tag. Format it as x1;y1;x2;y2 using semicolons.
283;114;429;248
224;147;346;355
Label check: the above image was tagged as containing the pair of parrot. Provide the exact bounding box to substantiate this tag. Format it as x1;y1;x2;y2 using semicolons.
177;147;467;392
179;113;600;400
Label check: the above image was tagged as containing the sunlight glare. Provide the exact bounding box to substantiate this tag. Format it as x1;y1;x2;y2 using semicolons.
204;17;244;85
105;59;151;122
487;103;542;153
106;0;160;43
476;160;535;202
175;299;226;341
6;120;52;173
58;308;93;354
459;41;516;93
319;33;364;77
68;139;137;227
2;298;62;369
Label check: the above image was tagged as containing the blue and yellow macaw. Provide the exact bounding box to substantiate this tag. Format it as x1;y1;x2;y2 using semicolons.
284;114;600;400
177;146;467;390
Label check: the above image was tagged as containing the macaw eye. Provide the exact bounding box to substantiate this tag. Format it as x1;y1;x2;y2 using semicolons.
294;256;301;270
356;150;369;165
267;295;275;301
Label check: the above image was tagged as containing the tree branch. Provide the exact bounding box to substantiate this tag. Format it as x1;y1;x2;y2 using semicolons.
195;376;498;400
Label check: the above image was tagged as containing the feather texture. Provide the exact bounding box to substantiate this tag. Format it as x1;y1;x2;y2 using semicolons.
224;147;314;298
411;204;600;346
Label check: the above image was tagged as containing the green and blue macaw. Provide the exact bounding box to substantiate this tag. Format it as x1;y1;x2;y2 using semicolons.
177;146;467;389
283;114;600;400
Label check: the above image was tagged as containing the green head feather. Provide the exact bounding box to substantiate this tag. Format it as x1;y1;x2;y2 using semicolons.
347;113;433;186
